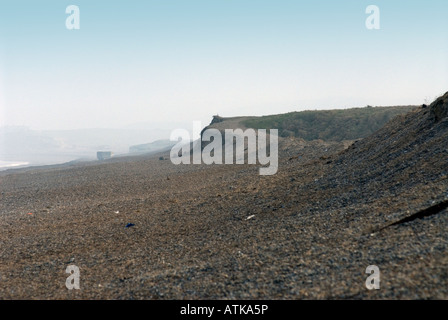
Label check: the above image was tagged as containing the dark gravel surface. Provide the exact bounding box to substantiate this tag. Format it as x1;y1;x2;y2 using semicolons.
0;93;447;300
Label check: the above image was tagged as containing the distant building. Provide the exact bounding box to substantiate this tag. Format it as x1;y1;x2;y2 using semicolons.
97;151;112;161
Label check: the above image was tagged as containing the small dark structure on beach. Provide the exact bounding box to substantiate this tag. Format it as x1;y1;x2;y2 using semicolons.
97;151;112;161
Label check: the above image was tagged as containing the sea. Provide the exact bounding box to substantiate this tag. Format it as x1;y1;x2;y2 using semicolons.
0;154;94;171
0;160;30;170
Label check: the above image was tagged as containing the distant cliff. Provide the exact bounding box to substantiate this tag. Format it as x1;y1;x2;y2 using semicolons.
129;139;176;154
203;105;418;142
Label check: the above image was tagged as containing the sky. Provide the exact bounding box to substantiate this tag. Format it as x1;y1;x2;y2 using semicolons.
0;0;447;131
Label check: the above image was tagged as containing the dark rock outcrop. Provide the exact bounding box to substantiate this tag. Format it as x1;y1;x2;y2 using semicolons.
430;91;448;122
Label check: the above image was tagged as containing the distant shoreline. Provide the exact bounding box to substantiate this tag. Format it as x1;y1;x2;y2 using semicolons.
0;157;90;172
0;161;30;170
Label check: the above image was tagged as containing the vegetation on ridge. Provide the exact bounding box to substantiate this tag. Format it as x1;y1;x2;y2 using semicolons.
242;105;417;141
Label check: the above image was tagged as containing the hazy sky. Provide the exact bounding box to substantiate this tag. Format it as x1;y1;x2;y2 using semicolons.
0;0;447;130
